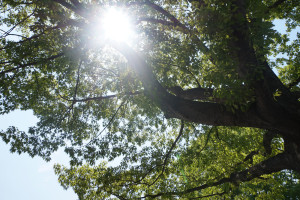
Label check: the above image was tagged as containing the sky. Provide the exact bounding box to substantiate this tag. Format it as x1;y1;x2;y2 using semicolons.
0;110;77;200
0;18;299;200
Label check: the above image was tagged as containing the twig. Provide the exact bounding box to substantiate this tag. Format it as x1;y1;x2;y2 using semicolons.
188;192;226;199
59;91;142;103
141;152;288;199
66;60;83;122
198;127;213;154
149;120;185;186
0;53;64;75
0;8;36;38
85;100;126;146
287;77;300;89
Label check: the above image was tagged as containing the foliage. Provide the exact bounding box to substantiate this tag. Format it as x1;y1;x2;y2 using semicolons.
0;0;299;199
54;127;296;199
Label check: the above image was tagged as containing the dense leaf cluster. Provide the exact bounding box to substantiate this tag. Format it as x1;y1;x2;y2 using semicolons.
1;0;299;199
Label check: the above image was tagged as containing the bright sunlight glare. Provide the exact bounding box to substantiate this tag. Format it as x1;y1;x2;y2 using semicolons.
101;8;134;42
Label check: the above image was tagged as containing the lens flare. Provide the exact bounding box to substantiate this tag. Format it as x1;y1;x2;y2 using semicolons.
101;8;134;42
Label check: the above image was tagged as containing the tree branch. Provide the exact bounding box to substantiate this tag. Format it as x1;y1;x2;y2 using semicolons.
141;152;293;199
188;192;226;199
291;91;300;99
0;32;27;39
110;41;270;130
267;0;287;10
229;0;300;137
263;130;279;155
70;0;82;8
197;127;213;154
133;1;214;62
0;53;64;75
149;120;185;186
13;19;86;45
0;8;36;39
112;193;128;200
85;101;126;146
184;67;201;87
243;150;259;164
52;0;87;18
142;0;187;30
66;60;83;121
288;77;300;89
137;18;184;30
60;91;142;103
168;86;221;102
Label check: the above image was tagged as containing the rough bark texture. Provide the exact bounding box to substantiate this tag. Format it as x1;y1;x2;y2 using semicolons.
229;0;300;141
112;41;300;173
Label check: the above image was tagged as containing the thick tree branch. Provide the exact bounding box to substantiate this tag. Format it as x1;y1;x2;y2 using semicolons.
168;86;222;102
263;130;279;155
229;0;300;137
291;91;300;99
267;0;287;10
110;41;272;130
141;152;294;199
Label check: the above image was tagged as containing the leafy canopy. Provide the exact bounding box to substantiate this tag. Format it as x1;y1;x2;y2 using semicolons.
0;0;299;199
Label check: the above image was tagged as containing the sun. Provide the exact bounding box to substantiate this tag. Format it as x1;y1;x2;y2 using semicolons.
101;7;134;42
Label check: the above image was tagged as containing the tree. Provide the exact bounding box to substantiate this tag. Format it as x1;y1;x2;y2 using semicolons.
0;0;299;199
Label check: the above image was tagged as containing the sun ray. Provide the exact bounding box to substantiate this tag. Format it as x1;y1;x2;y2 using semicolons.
101;7;134;42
